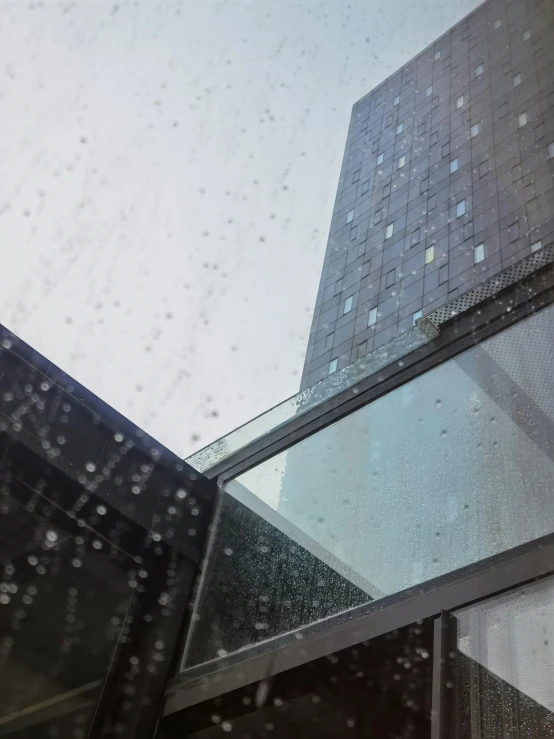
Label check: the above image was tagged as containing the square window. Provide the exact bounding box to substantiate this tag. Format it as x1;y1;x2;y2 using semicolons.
450;158;459;174
411;228;420;245
361;180;370;194
377;153;384;165
434;50;441;61
368;307;378;327
471;123;480;138
518;112;527;128
412;309;423;325
531;239;542;252
456;95;464;109
428;195;436;210
475;64;484;76
494;18;502;30
456;200;466;217
398;155;406;169
426;86;433;97
474;243;485;263
385;223;394;239
513;73;522;87
393;95;400;106
523;29;531;41
396;122;404;135
346;209;354;224
328;359;338;375
386;269;396;288
548;142;554;158
425;246;435;264
344;296;354;314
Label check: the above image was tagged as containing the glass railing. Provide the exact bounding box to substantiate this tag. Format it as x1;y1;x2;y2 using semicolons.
182;303;554;668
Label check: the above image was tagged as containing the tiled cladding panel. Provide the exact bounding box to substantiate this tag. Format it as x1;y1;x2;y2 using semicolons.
301;0;554;390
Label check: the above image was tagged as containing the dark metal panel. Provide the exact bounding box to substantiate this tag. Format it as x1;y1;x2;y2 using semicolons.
431;612;450;739
164;533;554;714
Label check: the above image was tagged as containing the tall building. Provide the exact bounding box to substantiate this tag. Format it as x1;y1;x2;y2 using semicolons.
301;0;554;390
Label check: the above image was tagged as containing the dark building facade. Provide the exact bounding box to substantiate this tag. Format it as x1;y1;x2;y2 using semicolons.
301;0;554;389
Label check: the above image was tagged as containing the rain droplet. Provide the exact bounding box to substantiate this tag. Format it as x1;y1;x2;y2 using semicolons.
85;462;96;473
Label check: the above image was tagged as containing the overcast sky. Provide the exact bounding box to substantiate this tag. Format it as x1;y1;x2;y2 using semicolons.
0;0;481;458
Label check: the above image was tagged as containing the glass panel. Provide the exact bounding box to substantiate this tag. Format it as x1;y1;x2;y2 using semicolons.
183;304;554;668
169;620;434;738
452;576;554;737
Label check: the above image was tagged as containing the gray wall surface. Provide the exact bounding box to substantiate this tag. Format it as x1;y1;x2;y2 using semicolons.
301;0;554;389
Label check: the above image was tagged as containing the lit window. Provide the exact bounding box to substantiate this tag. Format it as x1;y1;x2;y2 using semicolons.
523;29;531;41
396;122;404;135
456;95;464;109
531;240;542;252
368;307;378;327
434;50;441;61
426;86;433;97
412;309;423;325
425;246;435;264
548;142;554;159
393;95;400;106
474;243;485;263
450;158;459;174
513;73;522;87
346;210;354;224
377;153;384;165
456;200;466;218
385;223;394;239
344;296;353;314
494;19;502;30
398;155;406;169
328;359;338;375
475;64;484;76
471;123;480;138
518;112;527;128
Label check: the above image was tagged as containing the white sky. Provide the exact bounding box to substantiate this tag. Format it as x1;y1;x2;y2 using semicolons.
0;0;480;458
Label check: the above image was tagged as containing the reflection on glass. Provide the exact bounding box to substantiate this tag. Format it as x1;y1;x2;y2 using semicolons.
183;305;554;667
453;576;554;737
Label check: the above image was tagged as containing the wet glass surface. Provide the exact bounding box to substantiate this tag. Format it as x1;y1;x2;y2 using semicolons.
183;303;554;667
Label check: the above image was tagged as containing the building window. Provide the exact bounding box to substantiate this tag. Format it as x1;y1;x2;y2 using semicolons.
344;296;354;314
418;122;426;136
368;307;378;327
523;29;531;41
513;73;522;87
377;153;384;165
548;142;554;159
398;155;406;169
474;243;485;263
428;194;436;210
386;269;396;288
531;239;542;252
494;18;502;30
456;200;466;218
346;210;354;224
374;210;383;225
456;95;464;109
425;245;435;264
361;180;370;194
328;358;338;375
385;223;394;239
412;309;423;325
396;122;404;135
434;50;441;61
450;158;459;174
393;95;400;106
350;226;358;241
471;123;480;138
518;112;527;128
479;161;488;178
352;168;361;182
475;64;484;76
426;85;433;97
411;228;420;245
382;183;391;198
420;177;429;194
442;144;450;158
